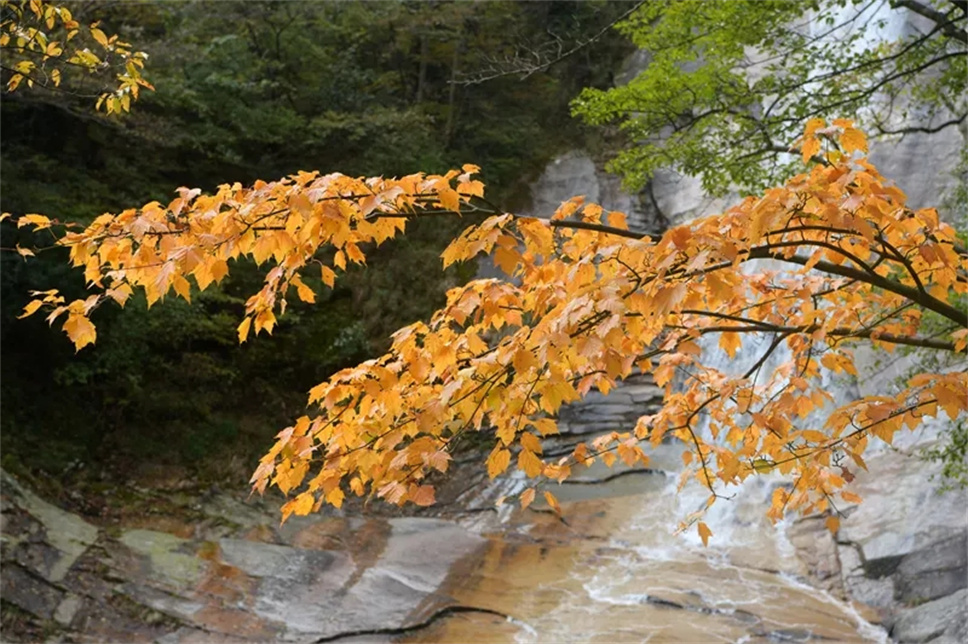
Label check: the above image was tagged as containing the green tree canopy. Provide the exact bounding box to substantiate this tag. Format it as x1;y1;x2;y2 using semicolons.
573;0;967;196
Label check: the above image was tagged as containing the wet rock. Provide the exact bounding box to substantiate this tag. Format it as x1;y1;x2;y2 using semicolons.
786;516;844;597
891;589;968;643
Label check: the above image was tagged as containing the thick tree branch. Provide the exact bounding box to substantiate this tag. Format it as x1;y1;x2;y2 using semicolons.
892;0;968;43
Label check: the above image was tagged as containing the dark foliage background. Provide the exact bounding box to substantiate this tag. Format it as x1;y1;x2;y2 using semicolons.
0;1;634;491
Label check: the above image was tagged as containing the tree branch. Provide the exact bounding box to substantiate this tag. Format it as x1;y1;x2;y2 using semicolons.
892;0;968;43
454;1;646;85
874;113;967;135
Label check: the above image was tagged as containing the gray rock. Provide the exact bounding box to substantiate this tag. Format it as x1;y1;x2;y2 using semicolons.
891;589;968;643
1;469;98;582
520;151;663;235
838;448;967;564
894;533;967;603
0;563;64;619
838;543;865;577
845;572;896;609
118;529;203;589
218;537;341;580
53;593;83;626
892;534;968;605
218;517;487;639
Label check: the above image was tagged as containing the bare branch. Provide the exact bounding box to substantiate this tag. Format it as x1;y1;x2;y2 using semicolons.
454;1;646;85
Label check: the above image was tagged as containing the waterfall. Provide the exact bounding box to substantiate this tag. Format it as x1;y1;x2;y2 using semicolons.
442;3;966;638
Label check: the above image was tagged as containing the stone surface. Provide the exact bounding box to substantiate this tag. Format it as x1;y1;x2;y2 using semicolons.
838;448;967;564
119;529;205;589
894;533;968;604
1;470;98;582
521;151;666;235
53;594;83;626
891;589;968;643
787;516;845;597
0;563;64;619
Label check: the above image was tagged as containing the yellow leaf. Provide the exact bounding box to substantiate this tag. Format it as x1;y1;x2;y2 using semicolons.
751;458;775;473
493;245;521;275
801;136;821;163
519;432;543;454
292;276;316;303
607;211;628;229
17;214;51;229
63;314;97;351
517;449;543;478
90;27;109;48
172;274;191;302
840;128;867;155
344;242;366;265
697;521;713;547
804;118;826;136
437;188;461;213
486;446;511;478
350;477;364;496
325;486;345;508
320;265;336;288
841;491;862;504
282;492;315;522
18;300;43;319
237;317;252;343
289;193;313;218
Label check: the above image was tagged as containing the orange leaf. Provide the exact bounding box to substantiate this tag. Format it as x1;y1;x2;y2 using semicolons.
412;485;436;506
520;488;536;510
697;521;713;547
825;516;840;534
544;491;561;515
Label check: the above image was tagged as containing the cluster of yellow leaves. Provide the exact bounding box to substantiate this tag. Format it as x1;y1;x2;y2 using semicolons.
12;120;967;541
14;165;486;353
0;0;152;113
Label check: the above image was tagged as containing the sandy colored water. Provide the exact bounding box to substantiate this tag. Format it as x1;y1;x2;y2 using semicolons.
405;473;884;643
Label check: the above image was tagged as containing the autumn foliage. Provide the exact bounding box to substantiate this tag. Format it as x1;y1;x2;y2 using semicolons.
11;120;967;541
1;0;152;113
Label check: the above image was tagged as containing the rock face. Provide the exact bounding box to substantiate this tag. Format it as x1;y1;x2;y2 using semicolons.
521;151;668;235
827;438;968;642
1;469;487;643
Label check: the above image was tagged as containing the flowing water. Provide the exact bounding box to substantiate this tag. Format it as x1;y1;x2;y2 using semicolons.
404;445;887;643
